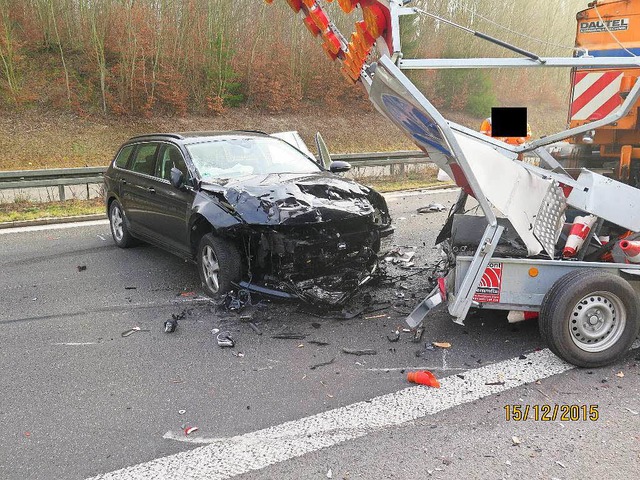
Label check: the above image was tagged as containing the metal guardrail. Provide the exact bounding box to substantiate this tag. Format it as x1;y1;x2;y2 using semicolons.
0;151;431;200
0;166;106;201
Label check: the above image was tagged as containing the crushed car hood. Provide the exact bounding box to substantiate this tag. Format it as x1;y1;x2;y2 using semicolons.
200;173;377;225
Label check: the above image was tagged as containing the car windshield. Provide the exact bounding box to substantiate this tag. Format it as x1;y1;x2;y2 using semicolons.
186;136;321;181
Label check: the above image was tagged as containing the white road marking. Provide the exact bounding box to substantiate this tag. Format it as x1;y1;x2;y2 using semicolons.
0;219;109;235
52;342;98;346
87;348;584;480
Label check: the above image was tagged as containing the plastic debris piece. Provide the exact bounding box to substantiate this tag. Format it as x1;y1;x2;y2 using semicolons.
407;370;440;388
555;461;566;469
124;286;137;290
624;407;639;415
248;322;262;335
184;426;198;436
308;340;330;346
387;330;400;342
121;326;150;337
310;357;336;370
342;348;377;356
512;436;521;446
432;342;451;349
616;371;625;378
412;327;425;343
217;331;235;348
211;328;220;335
77;265;87;272
178;410;186;415
232;351;245;357
417;203;446;213
272;333;307;340
326;468;333;479
180;291;196;297
164;319;177;333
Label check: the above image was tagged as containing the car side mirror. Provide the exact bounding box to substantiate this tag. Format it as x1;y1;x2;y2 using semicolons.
170;167;185;189
329;161;351;173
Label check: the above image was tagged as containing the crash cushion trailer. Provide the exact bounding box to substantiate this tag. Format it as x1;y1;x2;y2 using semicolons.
270;0;640;367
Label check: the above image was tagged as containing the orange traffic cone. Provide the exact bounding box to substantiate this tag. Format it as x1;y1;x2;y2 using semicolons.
407;370;440;388
563;215;597;258
620;240;640;263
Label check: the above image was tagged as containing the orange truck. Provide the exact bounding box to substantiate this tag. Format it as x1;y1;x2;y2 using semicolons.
567;0;640;185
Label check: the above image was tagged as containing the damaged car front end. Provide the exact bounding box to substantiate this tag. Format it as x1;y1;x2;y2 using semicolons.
104;131;393;306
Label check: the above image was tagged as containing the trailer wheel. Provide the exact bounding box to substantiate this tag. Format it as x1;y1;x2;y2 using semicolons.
539;269;640;368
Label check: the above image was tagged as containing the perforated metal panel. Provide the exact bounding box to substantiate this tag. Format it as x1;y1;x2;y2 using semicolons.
533;181;566;259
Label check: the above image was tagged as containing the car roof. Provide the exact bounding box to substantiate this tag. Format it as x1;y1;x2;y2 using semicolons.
125;130;270;144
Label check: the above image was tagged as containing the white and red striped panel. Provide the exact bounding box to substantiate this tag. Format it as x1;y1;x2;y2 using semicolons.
570;71;623;121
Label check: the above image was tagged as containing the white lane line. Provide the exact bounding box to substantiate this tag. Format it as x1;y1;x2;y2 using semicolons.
86;348;577;480
52;342;98;346
0;219;109;234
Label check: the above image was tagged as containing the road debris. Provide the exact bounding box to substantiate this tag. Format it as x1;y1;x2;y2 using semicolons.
308;340;330;346
247;322;262;335
121;326;150;337
511;436;521;446
310;357;336;370
384;249;416;264
179;291;196;297
342;348;377;356
183;425;199;436
364;313;387;320
624;407;639;415
412;326;425;343
217;331;235;348
211;328;220;335
178;410;186;415
232;351;245;358
485;380;506;386
616;371;625;378
555;461;566;469
387;330;400;342
312;322;321;329
326;468;333;479
417;203;446;213
164;318;177;333
124;286;137;290
432;342;451;349
407;370;440;388
77;265;87;272
272;333;307;340
222;289;255;312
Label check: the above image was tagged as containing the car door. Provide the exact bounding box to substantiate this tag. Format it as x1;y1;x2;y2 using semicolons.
146;143;193;254
119;142;161;238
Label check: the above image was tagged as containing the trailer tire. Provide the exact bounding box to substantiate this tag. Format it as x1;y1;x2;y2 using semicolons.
539;269;640;368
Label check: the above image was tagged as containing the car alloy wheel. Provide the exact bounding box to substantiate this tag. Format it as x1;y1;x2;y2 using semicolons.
201;244;221;293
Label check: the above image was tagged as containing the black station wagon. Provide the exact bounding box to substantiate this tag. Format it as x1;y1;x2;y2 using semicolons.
104;131;393;304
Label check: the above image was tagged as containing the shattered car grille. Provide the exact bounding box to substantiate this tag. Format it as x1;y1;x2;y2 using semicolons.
243;218;381;304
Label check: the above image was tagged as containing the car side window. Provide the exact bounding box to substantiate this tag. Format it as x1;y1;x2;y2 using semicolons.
114;145;134;169
130;143;159;177
155;144;188;181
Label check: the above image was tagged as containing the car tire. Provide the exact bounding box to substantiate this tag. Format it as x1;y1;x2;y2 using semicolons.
539;269;640;368
109;200;135;248
198;233;242;298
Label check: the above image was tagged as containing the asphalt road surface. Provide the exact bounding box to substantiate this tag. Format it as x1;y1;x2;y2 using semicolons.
0;188;638;480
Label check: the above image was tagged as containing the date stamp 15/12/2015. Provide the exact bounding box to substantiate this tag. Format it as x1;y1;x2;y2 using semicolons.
505;404;599;422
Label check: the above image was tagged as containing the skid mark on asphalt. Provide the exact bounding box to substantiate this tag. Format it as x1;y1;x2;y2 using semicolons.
86;345;635;480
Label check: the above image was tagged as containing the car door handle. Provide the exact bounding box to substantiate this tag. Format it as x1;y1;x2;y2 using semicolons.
147;187;156;194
